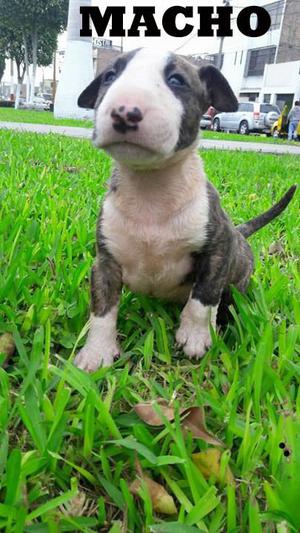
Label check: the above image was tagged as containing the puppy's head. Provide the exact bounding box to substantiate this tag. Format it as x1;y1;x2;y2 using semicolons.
78;48;237;169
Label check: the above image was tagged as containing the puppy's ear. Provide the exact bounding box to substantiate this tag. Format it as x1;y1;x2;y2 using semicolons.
199;65;238;112
78;74;103;109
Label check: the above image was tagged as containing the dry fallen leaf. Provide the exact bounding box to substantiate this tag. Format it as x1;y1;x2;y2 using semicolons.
181;407;223;446
193;449;234;485
130;475;177;515
0;333;15;366
134;399;223;446
134;398;175;426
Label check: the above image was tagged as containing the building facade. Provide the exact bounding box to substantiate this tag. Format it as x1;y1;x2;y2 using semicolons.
197;0;300;108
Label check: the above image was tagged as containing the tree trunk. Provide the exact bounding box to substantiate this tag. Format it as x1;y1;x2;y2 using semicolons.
0;54;5;85
15;63;26;109
10;58;14;101
23;32;31;103
15;82;21;109
30;28;38;104
54;0;94;119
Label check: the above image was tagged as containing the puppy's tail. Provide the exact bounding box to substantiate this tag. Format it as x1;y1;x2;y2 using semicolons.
237;185;297;238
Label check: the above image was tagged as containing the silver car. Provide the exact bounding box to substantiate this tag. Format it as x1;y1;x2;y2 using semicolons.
200;113;212;130
213;102;280;135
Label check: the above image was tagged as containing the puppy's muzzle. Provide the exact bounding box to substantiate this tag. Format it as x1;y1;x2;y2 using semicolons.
111;106;144;134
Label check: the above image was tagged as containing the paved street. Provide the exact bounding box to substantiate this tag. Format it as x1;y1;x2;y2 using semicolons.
1;120;300;155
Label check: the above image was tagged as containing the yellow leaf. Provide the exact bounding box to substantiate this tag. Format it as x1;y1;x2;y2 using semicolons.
0;333;15;365
193;449;234;485
130;475;177;515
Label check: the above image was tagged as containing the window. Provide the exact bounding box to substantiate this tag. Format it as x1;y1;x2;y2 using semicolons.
265;1;284;30
276;94;295;110
245;46;276;76
263;94;271;103
260;104;280;113
249;94;258;102
239;92;259;101
238;103;254;112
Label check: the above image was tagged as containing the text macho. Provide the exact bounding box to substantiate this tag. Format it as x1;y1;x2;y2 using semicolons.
80;5;271;39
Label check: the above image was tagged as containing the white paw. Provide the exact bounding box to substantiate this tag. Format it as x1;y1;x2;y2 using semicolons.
74;340;120;372
176;324;212;359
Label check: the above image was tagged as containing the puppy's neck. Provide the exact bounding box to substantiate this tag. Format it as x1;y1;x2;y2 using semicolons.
112;149;207;223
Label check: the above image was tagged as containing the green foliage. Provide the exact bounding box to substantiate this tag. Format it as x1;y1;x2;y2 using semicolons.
0;0;68;84
0;0;68;35
0;130;299;530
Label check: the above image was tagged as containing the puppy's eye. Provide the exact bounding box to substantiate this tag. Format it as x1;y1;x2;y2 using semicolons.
167;73;186;88
104;70;117;85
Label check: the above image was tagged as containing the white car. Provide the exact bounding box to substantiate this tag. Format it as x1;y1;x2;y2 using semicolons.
213;102;280;135
20;97;51;111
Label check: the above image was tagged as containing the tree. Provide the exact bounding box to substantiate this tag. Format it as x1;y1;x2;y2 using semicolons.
0;27;26;107
54;0;94;119
0;24;59;108
0;0;68;103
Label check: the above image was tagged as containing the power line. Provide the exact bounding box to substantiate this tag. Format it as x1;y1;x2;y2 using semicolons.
216;0;232;69
174;33;198;52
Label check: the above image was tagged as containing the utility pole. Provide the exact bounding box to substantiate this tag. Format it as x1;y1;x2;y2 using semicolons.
217;0;231;70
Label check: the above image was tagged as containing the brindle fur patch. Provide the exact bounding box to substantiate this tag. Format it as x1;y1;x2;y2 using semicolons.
91;212;122;317
189;182;254;312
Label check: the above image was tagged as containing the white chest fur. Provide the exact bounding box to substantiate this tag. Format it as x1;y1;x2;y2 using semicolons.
101;169;209;302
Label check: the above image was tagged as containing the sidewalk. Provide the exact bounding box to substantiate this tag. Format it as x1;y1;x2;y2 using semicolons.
1;120;300;155
0;121;91;139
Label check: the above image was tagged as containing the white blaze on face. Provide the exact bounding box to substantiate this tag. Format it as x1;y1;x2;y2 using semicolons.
94;48;184;164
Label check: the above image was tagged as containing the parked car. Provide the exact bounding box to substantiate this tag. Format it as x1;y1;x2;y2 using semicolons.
20;96;51;111
213;102;280;135
271;105;300;140
200;106;216;130
200;113;212;129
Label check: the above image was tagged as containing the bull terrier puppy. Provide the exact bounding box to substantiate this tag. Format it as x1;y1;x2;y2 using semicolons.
74;48;296;372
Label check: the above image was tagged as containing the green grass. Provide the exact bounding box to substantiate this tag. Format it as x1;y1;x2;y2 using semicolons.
1;108;300;148
0;108;93;128
0;130;299;532
202;129;300;146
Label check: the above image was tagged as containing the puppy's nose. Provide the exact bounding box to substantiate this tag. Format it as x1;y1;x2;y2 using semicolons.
111;106;143;134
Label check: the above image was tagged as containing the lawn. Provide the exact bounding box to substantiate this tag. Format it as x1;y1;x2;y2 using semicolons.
1;108;300;149
0;130;299;532
0;108;93;128
202;130;299;146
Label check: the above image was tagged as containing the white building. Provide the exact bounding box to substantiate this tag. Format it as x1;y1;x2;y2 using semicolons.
261;60;300;108
199;0;300;109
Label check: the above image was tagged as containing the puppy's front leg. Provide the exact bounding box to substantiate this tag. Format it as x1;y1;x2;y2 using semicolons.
176;256;226;359
74;251;122;372
176;296;218;359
